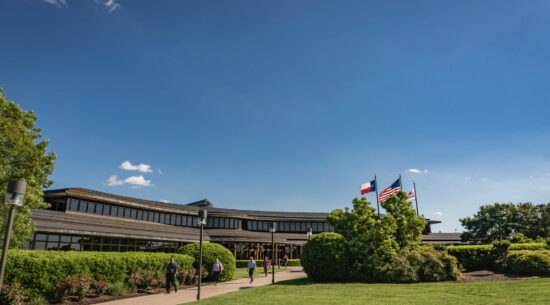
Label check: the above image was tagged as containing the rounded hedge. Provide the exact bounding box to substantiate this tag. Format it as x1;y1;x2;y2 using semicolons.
505;250;550;276
177;242;236;282
301;232;349;282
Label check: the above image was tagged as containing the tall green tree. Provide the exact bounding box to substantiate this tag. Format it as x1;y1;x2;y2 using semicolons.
460;202;550;243
0;88;56;247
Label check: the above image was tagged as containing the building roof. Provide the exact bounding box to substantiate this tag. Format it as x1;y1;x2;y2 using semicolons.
44;188;441;224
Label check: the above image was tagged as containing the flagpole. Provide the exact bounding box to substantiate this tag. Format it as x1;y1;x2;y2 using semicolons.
375;174;380;219
413;180;419;216
399;174;403;191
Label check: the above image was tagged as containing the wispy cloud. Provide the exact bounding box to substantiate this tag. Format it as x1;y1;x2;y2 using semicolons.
107;175;153;187
433;211;443;216
407;168;428;174
43;0;67;7
98;0;120;13
160;199;171;203
157;169;164;175
120;161;153;173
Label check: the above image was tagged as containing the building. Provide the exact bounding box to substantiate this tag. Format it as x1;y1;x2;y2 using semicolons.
26;188;458;261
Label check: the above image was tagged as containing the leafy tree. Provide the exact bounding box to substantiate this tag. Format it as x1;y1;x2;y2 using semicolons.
326;191;427;281
460;202;550;243
0;88;56;247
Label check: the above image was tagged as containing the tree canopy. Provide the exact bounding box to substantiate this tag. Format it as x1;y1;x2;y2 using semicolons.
460;202;550;243
0;88;56;247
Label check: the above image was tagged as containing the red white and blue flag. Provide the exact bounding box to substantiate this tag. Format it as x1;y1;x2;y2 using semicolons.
378;178;401;202
360;180;376;195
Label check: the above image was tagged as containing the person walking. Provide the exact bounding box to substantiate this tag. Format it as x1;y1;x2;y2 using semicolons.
247;256;256;283
263;257;271;277
212;258;224;285
283;254;289;268
165;257;178;293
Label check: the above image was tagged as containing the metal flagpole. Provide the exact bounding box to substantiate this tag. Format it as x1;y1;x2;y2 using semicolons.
399;174;403;192
414;180;419;216
375;174;380;219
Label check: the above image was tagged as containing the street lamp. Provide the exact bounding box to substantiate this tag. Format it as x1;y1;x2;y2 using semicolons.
0;180;27;287
306;227;313;240
197;209;207;301
269;222;276;284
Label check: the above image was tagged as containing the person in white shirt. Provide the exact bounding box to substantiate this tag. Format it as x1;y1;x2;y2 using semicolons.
212;258;224;285
247;256;256;283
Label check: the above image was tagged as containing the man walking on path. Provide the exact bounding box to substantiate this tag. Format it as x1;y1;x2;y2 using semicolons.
166;257;178;293
212;258;224;285
247;256;256;283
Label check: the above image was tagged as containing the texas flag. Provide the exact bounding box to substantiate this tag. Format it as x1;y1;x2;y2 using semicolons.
360;180;376;195
408;188;416;201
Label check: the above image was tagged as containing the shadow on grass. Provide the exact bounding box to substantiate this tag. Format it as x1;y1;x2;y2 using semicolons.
274;278;315;286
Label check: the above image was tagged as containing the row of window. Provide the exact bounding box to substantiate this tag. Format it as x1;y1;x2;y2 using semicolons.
45;197;333;233
245;220;333;233
26;233;182;253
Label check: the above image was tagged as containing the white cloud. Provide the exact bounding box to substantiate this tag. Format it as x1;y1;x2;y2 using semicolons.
120;161;153;173
407;168;428;174
160;199;170;203
545;173;550;177
433;211;443;216
107;175;124;186
98;0;120;13
43;0;67;7
157;169;164;175
107;175;153;187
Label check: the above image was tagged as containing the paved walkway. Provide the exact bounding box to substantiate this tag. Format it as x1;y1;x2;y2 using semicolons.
98;267;306;305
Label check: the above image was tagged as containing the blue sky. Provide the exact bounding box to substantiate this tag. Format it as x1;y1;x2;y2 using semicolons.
2;0;550;232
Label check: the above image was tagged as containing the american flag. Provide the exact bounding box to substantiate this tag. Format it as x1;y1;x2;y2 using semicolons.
378;178;401;202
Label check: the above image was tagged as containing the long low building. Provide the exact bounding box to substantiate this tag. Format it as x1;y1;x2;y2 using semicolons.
25;188;460;261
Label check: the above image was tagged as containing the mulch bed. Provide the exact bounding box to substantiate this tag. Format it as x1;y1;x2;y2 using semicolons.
458;270;542;282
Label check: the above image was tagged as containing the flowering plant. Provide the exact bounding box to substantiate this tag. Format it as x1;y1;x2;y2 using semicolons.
56;274;113;303
128;270;164;291
0;283;29;305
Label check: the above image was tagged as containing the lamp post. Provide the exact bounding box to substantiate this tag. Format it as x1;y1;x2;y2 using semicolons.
197;209;207;301
269;222;276;284
306;227;313;240
0;180;27;288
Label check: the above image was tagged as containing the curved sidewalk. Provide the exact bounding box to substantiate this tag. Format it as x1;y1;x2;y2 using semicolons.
98;267;306;305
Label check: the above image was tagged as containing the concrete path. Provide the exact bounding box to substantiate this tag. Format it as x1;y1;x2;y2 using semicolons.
98;267;306;305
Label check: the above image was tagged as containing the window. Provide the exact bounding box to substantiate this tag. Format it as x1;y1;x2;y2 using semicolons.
87;202;95;214
323;223;329;232
207;217;213;228
148;212;154;222
111;206;118;217
154;212;160;223
131;209;137;219
143;211;149;221
182;216;188;226
137;210;143;220
102;205;110;216
117;206;124;218
159;213;165;224
164;214;171;224
176;215;182;226
69;199;79;212
290;223;296;232
96;203;104;215
192;217;198;227
79;201;87;213
171;214;176;225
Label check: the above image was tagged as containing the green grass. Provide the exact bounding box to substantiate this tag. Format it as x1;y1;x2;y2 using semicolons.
189;277;550;305
231;267;289;280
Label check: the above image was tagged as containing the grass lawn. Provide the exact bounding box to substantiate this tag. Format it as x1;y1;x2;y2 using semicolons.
231;267;289;280
190;277;550;305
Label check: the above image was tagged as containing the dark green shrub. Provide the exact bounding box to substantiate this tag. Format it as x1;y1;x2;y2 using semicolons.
177;242;236;282
236;260;249;268
446;245;496;270
505;250;550;276
301;232;349;282
2;250;193;300
374;247;460;283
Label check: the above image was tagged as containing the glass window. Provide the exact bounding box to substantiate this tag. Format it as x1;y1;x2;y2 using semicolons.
154;212;160;223
262;221;268;231
290;223;296;232
164;214;170;224
137;210;143;220
207;217;213;228
237;219;242;229
176;215;182;226
192;217;198;227
79;201;87;213
111;205;118;217
148;212;154;222
96;203;104;215
159;213;165;224
225;218;230;228
143;211;149;221
171;214;176;225
69;199;79;212
87;202;95;214
34;241;46;250
35;233;48;241
182;216;188;226
103;204;110;216
131;209;137;219
60;235;71;243
117;206;124;218
323;223;329;232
